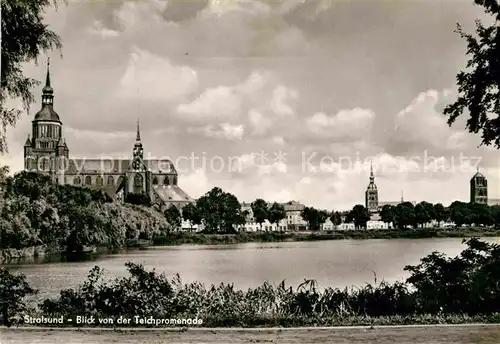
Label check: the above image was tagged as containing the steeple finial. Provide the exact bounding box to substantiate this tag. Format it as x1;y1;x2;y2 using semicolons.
136;118;141;141
41;57;54;102
46;57;51;87
369;161;374;183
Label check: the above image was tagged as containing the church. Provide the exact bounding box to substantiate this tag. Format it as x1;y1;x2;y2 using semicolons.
23;62;193;210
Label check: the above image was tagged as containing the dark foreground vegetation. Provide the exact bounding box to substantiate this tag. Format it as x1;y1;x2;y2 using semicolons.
2;238;500;327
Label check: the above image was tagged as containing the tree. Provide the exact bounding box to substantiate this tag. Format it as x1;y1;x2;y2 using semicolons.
0;268;37;326
449;201;471;227
268;202;286;230
433;203;450;227
491;205;500;228
329;211;342;229
469;202;494;226
164;204;182;230
196;187;244;234
300;207;328;231
181;203;201;232
346;204;371;230
1;0;64;153
380;205;395;227
414;201;436;228
251;199;269;231
444;0;500;148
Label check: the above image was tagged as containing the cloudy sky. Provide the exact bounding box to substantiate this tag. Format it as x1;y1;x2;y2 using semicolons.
3;0;500;210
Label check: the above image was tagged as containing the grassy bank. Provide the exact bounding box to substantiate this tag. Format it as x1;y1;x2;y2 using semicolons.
151;228;500;246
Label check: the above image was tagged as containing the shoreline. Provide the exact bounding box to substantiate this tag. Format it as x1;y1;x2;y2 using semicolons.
150;228;500;247
2;228;500;264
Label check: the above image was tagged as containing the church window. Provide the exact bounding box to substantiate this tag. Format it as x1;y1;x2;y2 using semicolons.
173;176;177;185
164;176;170;185
134;174;143;187
96;176;103;186
85;176;92;185
74;176;81;185
153;176;158;185
107;176;114;185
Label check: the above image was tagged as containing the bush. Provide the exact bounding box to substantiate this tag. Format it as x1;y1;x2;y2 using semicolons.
0;267;37;326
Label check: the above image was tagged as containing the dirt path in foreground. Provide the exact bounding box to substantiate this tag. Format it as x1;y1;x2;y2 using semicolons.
1;325;500;344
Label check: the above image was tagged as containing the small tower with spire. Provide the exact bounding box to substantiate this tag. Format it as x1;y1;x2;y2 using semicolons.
365;161;379;213
470;167;488;204
400;190;404;203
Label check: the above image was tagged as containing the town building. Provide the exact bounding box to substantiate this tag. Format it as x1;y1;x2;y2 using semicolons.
239;200;306;232
470;169;488;204
23;62;193;210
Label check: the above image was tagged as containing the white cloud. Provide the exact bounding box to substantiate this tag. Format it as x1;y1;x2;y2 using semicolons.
272;136;285;145
188;123;244;141
86;20;120;38
270;85;298;116
203;0;271;17
257;161;287;175
177;86;242;121
392;89;459;151
248;109;273;135
177;71;271;122
119;48;198;102
180;168;212;199
306;108;375;139
113;0;169;31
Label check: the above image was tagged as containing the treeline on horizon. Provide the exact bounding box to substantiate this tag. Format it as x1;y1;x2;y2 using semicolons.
2;238;500;327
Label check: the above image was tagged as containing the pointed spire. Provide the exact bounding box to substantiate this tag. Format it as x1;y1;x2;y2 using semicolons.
45;57;51;88
136;118;141;142
368;160;374;184
401;190;404;203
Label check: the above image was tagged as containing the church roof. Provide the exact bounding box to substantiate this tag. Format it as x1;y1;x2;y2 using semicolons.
34;105;61;122
65;158;176;174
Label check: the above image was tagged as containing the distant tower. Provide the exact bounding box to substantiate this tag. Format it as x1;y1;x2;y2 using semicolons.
365;161;378;212
24;58;67;183
470;168;488;204
401;190;404;203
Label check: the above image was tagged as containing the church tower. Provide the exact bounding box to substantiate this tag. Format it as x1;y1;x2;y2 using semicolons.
125;119;152;199
470;168;488;204
24;59;68;183
365;162;379;212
